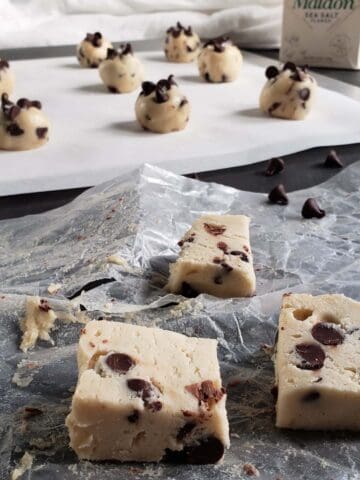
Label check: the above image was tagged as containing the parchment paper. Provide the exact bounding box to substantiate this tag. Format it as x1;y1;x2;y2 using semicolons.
1;50;360;195
1;161;360;479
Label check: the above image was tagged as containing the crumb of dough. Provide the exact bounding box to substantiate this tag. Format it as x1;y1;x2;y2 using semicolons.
47;283;62;295
11;451;33;480
20;296;57;352
106;254;128;268
243;463;260;476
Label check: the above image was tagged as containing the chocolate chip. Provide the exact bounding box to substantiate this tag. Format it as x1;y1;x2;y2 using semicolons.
155;88;169;103
283;61;297;72
106;48;117;60
148;401;162;412
270;385;278;401
269;102;281;114
324;150;343;168
164;436;224;464
222;75;228;82
299;88;310;100
106;353;135;373
186;46;193;53
302;391;320;402
217;241;228;253
36;127;48;139
214;275;223;285
177;422;196;441
121;43;133;55
0;59;9;70
290;68;307;82
311;322;344;346
185;380;224;406
268;184;289;205
85;32;102;47
79;304;87;311
180;282;198;298
265;65;279;79
221;262;233;272
179;98;188;107
296;343;325;370
301;198;325;219
204;223;226;236
265;157;285;176
39;299;51;312
127;410;139;423
107;86;118;94
213;257;222;264
230;251;249;262
141;81;156;96
23;407;43;419
204;72;211;83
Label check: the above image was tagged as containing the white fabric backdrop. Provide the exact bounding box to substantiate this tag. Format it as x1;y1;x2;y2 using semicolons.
0;0;282;48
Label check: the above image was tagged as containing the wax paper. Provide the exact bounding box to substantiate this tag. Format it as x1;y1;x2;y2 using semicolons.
1;161;360;479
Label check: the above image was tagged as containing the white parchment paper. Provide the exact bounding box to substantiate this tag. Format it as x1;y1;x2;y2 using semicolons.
0;162;360;479
0;50;359;195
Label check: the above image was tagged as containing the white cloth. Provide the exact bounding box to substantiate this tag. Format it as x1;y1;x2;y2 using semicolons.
0;0;282;49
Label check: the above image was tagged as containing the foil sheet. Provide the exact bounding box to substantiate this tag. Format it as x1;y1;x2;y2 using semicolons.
1;162;360;479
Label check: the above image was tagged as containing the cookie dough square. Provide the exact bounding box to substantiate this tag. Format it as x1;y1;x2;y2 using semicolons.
167;214;256;298
66;321;229;463
275;293;360;430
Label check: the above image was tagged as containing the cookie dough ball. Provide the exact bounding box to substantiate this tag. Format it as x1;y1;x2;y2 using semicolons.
164;22;201;63
198;37;242;83
135;75;190;134
259;63;317;120
0;59;15;97
76;32;113;68
0;94;50;151
99;44;144;93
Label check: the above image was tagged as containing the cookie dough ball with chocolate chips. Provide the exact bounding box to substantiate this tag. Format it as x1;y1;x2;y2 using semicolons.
76;32;113;68
259;62;317;120
0;59;15;96
135;75;190;134
0;94;50;151
99;44;144;93
198;37;242;83
164;22;201;63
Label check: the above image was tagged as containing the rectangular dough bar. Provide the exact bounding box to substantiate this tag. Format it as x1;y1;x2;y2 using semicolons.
167;214;256;298
66;320;229;463
275;293;360;430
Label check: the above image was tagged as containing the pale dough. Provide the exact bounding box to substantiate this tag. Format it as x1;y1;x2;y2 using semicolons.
20;297;57;352
135;75;190;134
99;44;144;93
0;59;15;96
0;94;50;151
76;32;113;68
197;37;243;83
259;63;317;120
165;22;201;63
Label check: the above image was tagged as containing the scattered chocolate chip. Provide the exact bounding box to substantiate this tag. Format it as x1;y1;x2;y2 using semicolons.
296;343;325;370
217;241;228;253
186;46;193;53
185;380;224;406
85;32;102;47
127;378;152;396
39;299;51;312
141;81;156;96
79;304;87;311
167;22;193;38
148;401;163;412
180;282;198;298
36;127;48;139
107;86;118;93
0;59;9;70
265;157;285;176
179;98;188;107
265;65;279;79
106;48;117;60
121;43;133;55
221;262;233;272
222;75;228;82
204;37;229;53
268;184;289;205
299;88;310;100
269;102;281;114
324;150;343;168
204;223;226;236
204;72;211;82
177;422;196;441
290;68;307;82
155;87;169;104
127;410;140;423
283;61;297;72
214;275;223;285
106;353;135;374
164;436;224;464
23;407;43;419
213;256;222;264
229;251;249;262
177;240;184;247
18;98;41;109
270;385;278;401
311;322;344;346
313;377;323;383
301;198;325;219
302;391;320;402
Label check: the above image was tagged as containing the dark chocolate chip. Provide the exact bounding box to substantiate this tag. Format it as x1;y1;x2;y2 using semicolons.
221;262;233;273
299;88;310;100
324;150;343;168
265;157;285;176
141;81;156;96
204;223;226;236
221;75;228;82
106;48;117;60
283;61;297;72
268;102;281;114
155;87;169;104
79;304;87;311
148;401;162;412
179;98;188;107
121;43;133;55
39;299;51;312
268;184;289;205
106;353;135;374
107;86;118;93
230;251;249;262
217;241;228;253
127;378;152;397
296;343;325;370
302;391;320;402
301;198;325;219
127;410;140;423
36;127;48;139
177;422;196;441
85;32;102;47
311;322;344;346
164;436;224;464
204;72;211;83
0;59;9;70
180;282;199;298
214;275;223;285
186;46;193;53
290;68;307;82
213;256;222;264
185;380;224;405
6;123;24;136
270;385;278;401
265;65;279;79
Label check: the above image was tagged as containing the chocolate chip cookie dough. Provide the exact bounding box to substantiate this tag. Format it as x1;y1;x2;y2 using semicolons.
260;63;317;120
135;75;190;133
66;320;229;463
76;32;113;68
167;214;256;298
275;293;360;430
0;94;49;151
165;22;201;63
99;44;144;93
197;37;243;83
0;59;14;97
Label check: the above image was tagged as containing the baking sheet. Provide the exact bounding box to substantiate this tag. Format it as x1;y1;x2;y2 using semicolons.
1;50;360;195
1;161;360;479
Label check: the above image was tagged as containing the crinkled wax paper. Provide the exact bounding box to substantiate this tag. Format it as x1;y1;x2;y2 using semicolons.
1;162;360;479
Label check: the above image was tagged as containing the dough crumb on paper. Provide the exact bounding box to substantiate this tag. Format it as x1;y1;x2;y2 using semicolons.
11;451;33;480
